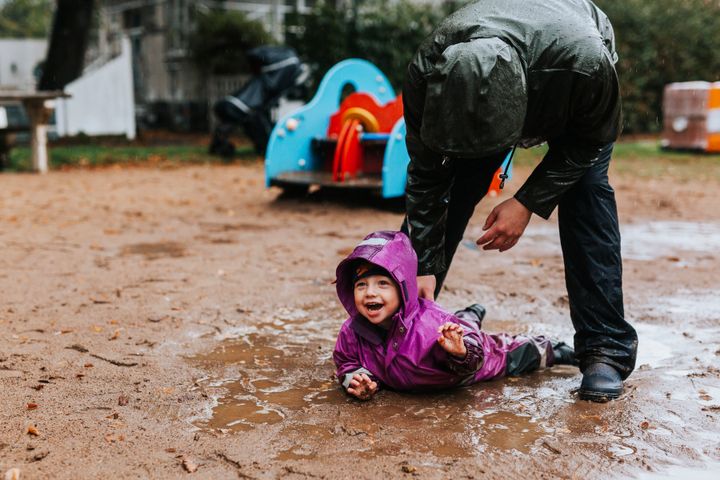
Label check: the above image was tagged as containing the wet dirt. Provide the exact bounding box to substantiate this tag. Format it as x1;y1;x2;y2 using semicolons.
1;162;719;478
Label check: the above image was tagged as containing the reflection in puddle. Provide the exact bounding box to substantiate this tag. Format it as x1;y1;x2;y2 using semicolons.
636;460;720;480
474;410;549;453
635;320;719;369
607;443;636;458
190;332;340;432
644;290;720;322
499;221;720;262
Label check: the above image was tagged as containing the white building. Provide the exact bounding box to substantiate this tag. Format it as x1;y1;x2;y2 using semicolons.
0;39;48;90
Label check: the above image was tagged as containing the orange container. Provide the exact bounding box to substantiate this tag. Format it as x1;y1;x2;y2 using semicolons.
662;81;720;152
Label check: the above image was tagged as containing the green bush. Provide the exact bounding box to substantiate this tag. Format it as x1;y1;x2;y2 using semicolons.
596;0;720;133
288;0;720;134
188;9;274;75
285;0;456;92
0;0;52;38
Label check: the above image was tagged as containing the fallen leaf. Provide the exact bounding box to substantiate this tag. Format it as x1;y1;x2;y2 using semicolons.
76;373;85;379
401;464;417;474
29;450;49;462
84;363;94;368
91;326;103;333
181;456;198;473
109;329;121;341
542;439;563;454
640;421;650;429
27;425;39;436
118;395;129;406
26;403;38;410
4;467;21;480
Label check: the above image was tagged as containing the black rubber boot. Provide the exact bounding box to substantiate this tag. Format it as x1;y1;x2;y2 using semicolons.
552;342;578;366
579;363;623;402
454;304;486;330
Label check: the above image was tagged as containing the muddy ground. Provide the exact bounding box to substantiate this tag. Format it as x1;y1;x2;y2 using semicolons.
1;158;719;479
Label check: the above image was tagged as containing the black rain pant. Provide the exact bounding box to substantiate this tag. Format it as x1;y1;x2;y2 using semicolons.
402;143;638;379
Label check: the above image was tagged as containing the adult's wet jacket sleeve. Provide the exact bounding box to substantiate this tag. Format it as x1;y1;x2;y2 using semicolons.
514;59;621;219
403;69;454;276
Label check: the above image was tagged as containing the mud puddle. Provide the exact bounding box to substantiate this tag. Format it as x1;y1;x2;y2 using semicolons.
188;312;625;458
466;220;720;263
186;300;720;470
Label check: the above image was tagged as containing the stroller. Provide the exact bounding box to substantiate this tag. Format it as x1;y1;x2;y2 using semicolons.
210;46;308;157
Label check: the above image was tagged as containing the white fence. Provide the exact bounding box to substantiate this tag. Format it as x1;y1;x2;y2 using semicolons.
55;36;136;139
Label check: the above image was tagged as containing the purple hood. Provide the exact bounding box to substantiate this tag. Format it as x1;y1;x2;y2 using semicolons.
336;230;419;323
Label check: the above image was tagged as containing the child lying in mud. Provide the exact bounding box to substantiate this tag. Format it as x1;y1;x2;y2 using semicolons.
333;231;576;400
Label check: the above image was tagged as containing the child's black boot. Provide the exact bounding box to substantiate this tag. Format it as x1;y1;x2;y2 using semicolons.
552;341;578;366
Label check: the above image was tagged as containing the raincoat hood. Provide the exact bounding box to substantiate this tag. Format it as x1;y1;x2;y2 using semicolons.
421;37;526;157
407;0;620;158
336;231;419;322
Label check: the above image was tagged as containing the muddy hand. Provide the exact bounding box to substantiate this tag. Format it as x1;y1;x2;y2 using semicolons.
437;322;467;358
347;373;378;401
477;198;532;252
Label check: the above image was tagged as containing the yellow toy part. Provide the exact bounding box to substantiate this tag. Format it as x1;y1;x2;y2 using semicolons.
340;107;380;133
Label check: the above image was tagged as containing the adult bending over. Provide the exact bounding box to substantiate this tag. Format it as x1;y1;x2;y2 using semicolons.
402;0;638;401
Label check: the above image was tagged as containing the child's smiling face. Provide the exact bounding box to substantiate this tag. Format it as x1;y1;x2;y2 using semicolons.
353;271;401;329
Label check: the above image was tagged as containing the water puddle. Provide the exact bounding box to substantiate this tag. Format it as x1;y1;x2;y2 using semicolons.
641;290;720;323
636;459;720;479
189;330;341;433
469;221;720;262
188;318;580;456
607;443;636;458
186;300;719;464
472;410;549;453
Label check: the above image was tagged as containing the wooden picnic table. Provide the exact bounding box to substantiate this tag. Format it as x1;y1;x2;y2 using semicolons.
0;90;70;173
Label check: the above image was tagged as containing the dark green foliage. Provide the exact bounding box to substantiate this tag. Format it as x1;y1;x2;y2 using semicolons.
289;0;720;133
285;0;454;93
188;9;274;75
595;0;720;133
0;0;53;38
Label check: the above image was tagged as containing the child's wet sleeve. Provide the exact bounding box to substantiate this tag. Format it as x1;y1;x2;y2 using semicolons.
332;325;381;389
447;314;485;376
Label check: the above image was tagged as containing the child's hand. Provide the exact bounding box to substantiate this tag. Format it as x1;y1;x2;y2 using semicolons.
346;373;378;401
437;322;467;358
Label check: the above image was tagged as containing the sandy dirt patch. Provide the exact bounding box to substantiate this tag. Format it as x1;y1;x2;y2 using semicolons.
1;160;719;479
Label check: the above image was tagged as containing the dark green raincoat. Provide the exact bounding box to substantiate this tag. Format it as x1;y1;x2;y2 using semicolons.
403;0;621;276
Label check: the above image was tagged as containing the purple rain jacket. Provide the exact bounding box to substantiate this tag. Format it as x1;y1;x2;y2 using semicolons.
333;230;527;392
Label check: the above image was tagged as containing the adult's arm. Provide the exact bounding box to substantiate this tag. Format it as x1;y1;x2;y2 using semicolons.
513;57;621;219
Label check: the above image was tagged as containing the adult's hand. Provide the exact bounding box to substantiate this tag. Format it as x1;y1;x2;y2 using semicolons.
476;198;532;252
417;275;436;301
